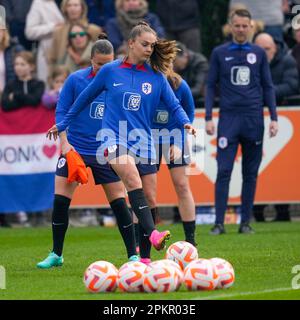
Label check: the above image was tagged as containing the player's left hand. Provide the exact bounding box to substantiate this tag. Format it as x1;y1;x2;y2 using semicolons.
184;123;197;137
269;121;278;138
46;125;59;141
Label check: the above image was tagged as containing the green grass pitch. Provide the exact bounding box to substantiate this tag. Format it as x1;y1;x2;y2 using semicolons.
0;222;300;300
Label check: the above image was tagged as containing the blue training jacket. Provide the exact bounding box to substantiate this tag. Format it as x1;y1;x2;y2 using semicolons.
205;42;277;121
56;59;191;160
56;67;105;155
152;79;195;146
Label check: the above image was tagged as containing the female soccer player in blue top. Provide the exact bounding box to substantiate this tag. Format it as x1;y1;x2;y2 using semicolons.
37;35;138;269
134;55;197;265
48;22;197;252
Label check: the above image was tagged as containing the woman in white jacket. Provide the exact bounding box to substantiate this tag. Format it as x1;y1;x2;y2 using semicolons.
25;0;64;84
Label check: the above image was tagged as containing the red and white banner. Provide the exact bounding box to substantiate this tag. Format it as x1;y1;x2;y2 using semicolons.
0;106;59;212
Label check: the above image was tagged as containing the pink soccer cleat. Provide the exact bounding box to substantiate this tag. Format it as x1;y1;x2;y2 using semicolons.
140;258;151;265
149;230;171;251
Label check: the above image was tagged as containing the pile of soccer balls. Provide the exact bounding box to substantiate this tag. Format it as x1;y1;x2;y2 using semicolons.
83;241;235;293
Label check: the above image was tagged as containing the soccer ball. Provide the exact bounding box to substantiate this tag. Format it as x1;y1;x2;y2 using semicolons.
150;259;184;290
210;258;235;289
184;258;219;291
165;241;198;270
143;262;178;293
117;261;147;292
83;260;118;293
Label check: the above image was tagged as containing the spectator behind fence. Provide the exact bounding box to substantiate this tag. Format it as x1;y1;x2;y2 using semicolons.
1;0;34;50
155;0;202;53
0;25;24;98
85;0;115;27
42;65;69;109
173;42;208;103
56;23;94;73
48;0;101;73
255;33;299;104
222;3;264;42
105;0;165;53
25;0;64;84
229;0;285;42
1;51;45;112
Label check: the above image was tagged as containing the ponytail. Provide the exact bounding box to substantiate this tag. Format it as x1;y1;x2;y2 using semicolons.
150;39;179;74
128;21;180;76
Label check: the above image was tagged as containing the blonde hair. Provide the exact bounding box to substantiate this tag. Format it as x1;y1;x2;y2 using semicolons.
60;0;88;21
0;29;10;50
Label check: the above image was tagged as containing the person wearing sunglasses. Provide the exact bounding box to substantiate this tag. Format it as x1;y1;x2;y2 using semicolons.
48;0;102;74
57;23;93;73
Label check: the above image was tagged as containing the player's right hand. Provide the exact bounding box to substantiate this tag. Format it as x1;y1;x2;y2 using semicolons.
46;124;59;141
205;120;215;135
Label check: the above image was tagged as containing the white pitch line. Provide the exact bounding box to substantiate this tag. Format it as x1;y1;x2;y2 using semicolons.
191;287;296;300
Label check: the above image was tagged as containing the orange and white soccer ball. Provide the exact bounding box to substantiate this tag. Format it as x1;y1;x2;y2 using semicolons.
210;258;235;289
83;260;118;293
184;258;219;291
143;263;178;293
165;241;198;270
150;259;183;291
117;261;147;292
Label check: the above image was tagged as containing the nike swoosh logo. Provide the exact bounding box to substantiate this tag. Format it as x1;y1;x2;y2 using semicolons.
113;83;123;87
183;154;190;159
225;57;234;61
52;222;65;226
139;206;148;210
123;223;133;228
